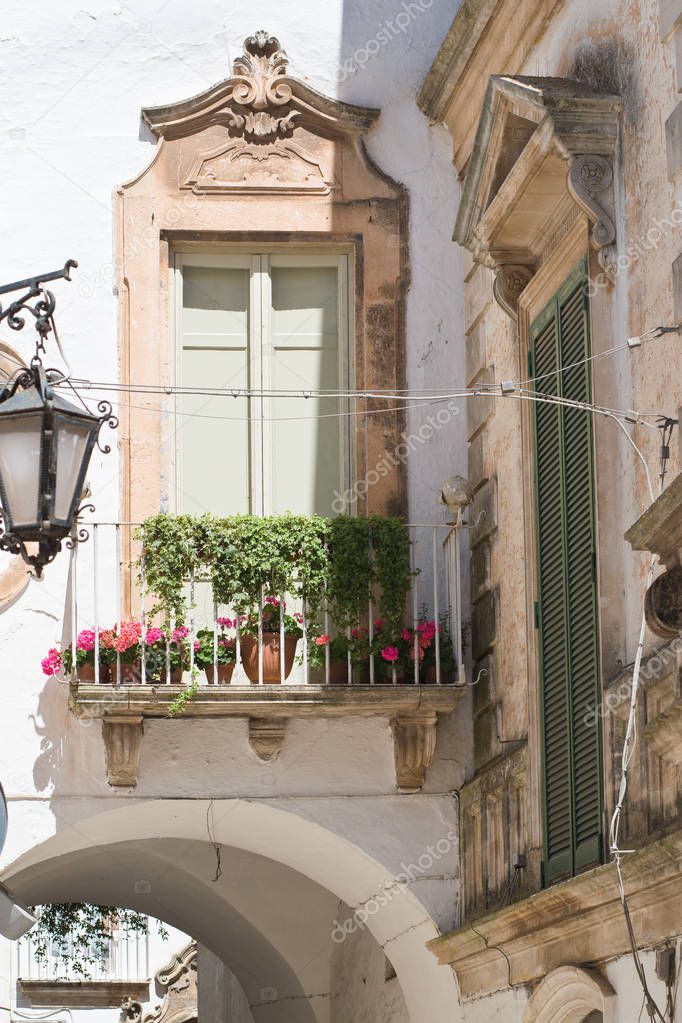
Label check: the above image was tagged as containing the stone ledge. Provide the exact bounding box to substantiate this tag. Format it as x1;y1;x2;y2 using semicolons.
428;827;682;999
70;684;464;720
70;685;464;791
19;979;150;1008
625;472;682;565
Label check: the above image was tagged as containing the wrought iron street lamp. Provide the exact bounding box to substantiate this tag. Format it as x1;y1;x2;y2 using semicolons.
0;261;116;576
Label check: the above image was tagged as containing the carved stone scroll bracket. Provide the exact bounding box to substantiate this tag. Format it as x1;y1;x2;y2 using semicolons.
248;716;287;761
567;154;617;280
102;716;144;788
492;264;535;320
391;712;438;792
645;565;682;639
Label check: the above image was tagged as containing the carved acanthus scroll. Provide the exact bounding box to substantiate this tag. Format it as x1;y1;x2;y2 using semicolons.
228;31;297;141
567;154;617;279
492;264;535;320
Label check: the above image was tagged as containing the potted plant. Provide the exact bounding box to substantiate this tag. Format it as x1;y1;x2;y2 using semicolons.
141;625;190;684
240;598;302;684
111;619;143;685
194;618;237;685
41;630;113;683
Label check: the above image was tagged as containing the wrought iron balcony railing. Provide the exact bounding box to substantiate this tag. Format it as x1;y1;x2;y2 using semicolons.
63;520;465;689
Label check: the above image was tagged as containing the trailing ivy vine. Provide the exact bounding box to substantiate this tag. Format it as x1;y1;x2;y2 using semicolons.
136;514;202;624
369;515;413;632
138;512;412;639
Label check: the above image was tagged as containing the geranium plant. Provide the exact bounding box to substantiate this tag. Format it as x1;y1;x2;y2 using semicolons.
142;625;191;681
193;619;237;668
243;597;303;638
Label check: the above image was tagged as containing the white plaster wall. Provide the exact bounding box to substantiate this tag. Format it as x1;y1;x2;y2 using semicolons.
0;3;466;1020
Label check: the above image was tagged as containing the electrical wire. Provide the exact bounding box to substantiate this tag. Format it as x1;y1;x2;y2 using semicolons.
608;422;671;1023
55;379;666;430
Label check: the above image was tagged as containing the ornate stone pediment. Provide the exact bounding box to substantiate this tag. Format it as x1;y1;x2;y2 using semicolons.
142;31;379;142
143;942;197;1023
454;75;622;317
140;32;378;197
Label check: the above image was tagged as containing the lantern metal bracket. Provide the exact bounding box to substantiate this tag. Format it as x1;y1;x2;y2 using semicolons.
0;260;78;345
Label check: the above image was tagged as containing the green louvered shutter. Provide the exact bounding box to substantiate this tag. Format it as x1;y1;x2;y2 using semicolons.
531;260;603;886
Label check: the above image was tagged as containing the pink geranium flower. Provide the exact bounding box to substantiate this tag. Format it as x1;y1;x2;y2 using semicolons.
380;646;399;663
402;628;411;642
114;620;141;654
373;618;384;632
315;634;330;646
145;627;165;646
76;629;96;652
172;626;189;643
216;617;233;629
41;648;62;676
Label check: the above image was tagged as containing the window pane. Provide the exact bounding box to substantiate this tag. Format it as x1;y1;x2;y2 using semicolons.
180;266;250;516
269;266;342;515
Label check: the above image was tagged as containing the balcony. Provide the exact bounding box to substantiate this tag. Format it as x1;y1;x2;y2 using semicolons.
17;920;149;1008
62;516;466;791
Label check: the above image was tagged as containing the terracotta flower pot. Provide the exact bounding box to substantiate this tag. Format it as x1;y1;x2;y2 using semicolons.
204;663;235;685
116;660;142;685
76;662;97;683
240;633;298;684
328;660;351;686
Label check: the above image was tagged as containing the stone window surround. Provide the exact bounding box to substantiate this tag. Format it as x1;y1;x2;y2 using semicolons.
113;31;411;548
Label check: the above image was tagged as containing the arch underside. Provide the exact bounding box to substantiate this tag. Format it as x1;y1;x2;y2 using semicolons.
2;798;462;1023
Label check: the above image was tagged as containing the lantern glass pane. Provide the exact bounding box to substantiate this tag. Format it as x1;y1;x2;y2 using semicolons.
0;415;42;529
53;420;93;523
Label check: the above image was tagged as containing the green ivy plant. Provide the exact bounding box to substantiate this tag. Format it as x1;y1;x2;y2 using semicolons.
28;904;167;979
136;514;202;624
369;515;413;633
137;512;412;646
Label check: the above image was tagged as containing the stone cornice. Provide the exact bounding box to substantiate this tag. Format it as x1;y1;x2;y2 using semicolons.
626;472;682;566
417;0;499;122
427;827;682;998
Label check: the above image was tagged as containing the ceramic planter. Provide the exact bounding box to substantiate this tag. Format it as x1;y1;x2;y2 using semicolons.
240;633;298;684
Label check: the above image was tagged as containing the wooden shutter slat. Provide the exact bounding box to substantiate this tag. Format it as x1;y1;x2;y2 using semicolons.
532;261;603;886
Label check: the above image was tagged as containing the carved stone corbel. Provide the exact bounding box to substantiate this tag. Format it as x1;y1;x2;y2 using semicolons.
567;154;617;279
391;712;438;792
492;264;535;319
644;565;682;638
248;717;287;761
102;716;144;787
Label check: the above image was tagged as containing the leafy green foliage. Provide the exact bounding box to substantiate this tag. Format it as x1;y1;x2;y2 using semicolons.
28;904;166;980
136;515;203;623
138;512;412;643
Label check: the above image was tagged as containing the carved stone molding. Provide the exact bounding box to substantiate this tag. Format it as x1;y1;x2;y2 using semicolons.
74;688;462;788
492;264;535;319
567;154;616;278
248;717;286;761
102;716;144;787
141;31;379;142
454;76;622;318
644;565;682;638
523;966;616;1023
391;712;438;792
144;941;197;1023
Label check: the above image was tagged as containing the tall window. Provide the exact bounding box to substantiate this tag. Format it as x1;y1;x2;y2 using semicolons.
530;260;602;886
174;252;351;517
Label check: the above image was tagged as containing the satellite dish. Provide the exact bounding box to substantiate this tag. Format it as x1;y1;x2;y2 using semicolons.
0;781;7;857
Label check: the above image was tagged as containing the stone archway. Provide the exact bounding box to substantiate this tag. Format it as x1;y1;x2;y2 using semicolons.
523;966;616;1023
2;798;463;1023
